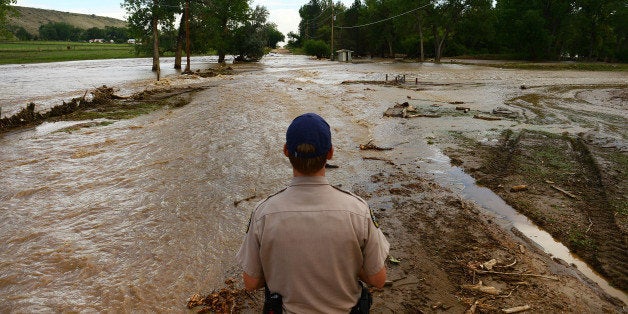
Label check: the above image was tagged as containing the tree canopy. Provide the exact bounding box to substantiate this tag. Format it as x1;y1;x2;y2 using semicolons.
122;0;283;72
296;0;627;62
0;0;17;38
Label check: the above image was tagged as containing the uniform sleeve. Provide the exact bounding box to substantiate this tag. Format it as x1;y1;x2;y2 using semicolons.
235;211;263;278
362;214;390;276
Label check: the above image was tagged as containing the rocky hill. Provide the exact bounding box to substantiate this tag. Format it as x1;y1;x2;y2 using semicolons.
7;6;127;36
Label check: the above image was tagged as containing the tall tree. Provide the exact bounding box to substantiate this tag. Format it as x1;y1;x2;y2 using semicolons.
495;0;553;59
443;0;497;56
429;0;467;62
299;0;325;42
123;0;181;79
197;0;249;63
232;5;270;61
341;0;363;54
571;0;625;61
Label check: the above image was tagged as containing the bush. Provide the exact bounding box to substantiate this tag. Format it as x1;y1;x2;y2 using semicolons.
303;39;330;59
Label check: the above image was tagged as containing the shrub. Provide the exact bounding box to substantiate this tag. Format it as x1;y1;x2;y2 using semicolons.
303;39;329;59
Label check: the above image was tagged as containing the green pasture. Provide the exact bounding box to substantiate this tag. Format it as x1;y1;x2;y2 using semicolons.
0;41;138;64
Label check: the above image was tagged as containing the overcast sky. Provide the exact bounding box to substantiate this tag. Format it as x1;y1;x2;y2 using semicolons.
15;0;355;38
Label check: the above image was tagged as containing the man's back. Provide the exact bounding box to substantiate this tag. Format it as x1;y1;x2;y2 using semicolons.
236;113;389;313
239;176;388;313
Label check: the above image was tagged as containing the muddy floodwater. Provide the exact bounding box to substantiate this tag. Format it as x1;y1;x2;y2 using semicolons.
0;56;227;118
0;54;626;311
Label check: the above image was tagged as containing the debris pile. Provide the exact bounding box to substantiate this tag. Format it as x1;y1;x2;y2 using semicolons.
460;258;559;313
492;107;519;118
0;85;124;131
384;102;441;118
187;278;246;314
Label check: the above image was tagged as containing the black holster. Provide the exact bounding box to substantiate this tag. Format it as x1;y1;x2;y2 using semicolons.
263;285;283;314
350;282;372;314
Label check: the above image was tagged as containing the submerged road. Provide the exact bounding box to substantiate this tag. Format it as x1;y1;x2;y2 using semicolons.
0;54;625;311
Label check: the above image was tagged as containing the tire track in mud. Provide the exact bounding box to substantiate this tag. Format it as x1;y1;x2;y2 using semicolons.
470;129;627;291
567;138;628;291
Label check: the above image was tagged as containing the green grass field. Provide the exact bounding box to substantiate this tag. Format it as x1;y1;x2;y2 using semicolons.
0;41;140;64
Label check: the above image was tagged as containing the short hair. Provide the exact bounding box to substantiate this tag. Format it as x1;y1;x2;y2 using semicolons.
288;143;327;174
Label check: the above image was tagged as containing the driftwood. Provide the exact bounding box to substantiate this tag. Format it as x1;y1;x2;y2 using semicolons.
359;140;393;151
465;300;479;314
481;259;498;270
551;185;579;199
405;113;441;118
510;185;528;192
475;270;559;281
362;156;395;165
502;305;531;313
461;281;502;295
234;195;256;206
494;259;518;269
473;114;502;121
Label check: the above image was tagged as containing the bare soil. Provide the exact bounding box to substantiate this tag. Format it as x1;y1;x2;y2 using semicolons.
193;152;625;313
444;128;627;292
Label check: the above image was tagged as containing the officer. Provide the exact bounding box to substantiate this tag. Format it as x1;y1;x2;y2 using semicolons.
236;113;390;313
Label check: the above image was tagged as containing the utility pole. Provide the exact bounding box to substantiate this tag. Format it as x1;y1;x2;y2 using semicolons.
330;1;334;61
184;0;191;73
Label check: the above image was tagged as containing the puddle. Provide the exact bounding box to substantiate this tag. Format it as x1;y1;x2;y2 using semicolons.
422;149;628;305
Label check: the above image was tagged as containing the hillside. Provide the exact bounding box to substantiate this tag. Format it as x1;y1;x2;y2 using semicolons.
7;6;127;36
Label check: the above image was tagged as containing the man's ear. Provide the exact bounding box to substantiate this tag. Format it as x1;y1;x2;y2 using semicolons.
284;144;290;157
327;146;334;160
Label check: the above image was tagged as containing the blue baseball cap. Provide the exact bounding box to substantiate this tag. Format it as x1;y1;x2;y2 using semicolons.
286;113;332;158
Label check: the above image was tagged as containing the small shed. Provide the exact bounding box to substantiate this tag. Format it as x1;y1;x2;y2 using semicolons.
336;49;353;62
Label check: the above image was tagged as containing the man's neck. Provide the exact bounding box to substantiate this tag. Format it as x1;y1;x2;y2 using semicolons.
293;167;326;177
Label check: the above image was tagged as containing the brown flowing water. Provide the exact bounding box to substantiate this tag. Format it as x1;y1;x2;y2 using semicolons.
0;54;626;311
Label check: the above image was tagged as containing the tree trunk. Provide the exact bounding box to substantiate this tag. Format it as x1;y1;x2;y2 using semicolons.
417;13;424;62
218;19;228;64
432;24;449;63
432;25;440;63
174;17;185;70
184;0;191;73
151;13;160;81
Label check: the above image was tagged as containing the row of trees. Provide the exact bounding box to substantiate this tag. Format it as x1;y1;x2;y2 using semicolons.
122;0;285;77
0;0;284;77
292;0;627;62
32;23;130;42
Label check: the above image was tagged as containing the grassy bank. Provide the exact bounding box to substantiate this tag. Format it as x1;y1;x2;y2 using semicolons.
0;41;139;64
452;60;628;71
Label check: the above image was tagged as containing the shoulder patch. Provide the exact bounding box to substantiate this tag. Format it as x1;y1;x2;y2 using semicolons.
245;210;254;233
331;185;369;207
245;187;288;234
370;208;380;228
332;185;379;228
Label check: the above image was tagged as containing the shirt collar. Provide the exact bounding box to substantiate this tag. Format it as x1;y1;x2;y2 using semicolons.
290;176;330;186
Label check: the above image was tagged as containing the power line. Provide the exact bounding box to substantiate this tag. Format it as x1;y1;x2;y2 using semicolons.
307;5;330;23
336;3;431;29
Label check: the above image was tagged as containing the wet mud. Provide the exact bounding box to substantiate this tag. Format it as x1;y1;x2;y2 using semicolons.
443;85;627;292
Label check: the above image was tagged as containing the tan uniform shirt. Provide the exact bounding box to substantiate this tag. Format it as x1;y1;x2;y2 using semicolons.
236;176;390;314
